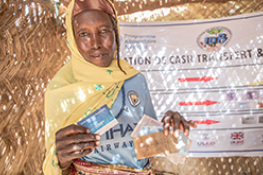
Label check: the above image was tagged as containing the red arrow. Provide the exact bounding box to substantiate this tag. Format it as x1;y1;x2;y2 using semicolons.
178;76;218;82
193;119;220;125
179;100;218;106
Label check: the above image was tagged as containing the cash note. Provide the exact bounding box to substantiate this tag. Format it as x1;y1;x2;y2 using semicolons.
132;114;190;164
131;114;163;138
133;131;181;160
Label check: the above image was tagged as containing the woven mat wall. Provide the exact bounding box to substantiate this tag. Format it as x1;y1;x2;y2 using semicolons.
0;0;263;174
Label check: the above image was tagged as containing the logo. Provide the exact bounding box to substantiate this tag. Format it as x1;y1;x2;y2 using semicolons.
128;91;140;107
201;133;209;140
230;132;244;144
197;26;232;51
197;133;216;146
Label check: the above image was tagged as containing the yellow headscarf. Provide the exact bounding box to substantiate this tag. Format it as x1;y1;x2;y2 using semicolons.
43;0;139;174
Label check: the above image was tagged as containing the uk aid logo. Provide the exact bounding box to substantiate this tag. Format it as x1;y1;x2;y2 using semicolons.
197;26;232;51
230;132;244;145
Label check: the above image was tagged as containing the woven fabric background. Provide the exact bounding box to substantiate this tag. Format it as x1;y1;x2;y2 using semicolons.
0;0;262;174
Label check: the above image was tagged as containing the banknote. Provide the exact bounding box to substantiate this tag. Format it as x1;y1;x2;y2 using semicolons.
130;114;163;138
133;131;181;160
166;138;192;165
77;105;118;135
132;114;191;164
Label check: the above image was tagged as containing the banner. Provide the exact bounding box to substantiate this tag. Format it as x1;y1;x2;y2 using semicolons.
119;12;263;157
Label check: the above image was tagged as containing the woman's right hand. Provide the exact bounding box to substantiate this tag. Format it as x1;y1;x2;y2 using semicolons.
55;124;101;170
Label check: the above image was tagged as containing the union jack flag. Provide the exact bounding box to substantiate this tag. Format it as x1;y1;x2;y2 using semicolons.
231;132;244;140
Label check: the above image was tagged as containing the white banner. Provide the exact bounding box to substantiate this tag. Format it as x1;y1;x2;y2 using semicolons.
119;12;263;157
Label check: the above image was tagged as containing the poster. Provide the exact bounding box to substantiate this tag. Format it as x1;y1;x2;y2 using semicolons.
119;12;263;157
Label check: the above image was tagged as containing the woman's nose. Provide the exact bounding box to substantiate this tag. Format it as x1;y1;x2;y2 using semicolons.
90;34;101;50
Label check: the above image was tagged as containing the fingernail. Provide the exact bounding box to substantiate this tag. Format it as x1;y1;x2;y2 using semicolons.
165;123;170;128
86;129;90;133
184;130;189;136
96;141;100;145
96;135;101;140
174;130;180;138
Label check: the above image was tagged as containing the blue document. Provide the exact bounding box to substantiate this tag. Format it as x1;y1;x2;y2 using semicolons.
77;105;118;135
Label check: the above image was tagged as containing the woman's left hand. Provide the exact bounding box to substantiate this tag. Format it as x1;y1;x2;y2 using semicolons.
161;110;197;138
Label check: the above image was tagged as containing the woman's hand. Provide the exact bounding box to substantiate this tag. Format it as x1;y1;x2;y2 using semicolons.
161;110;197;138
55;124;100;170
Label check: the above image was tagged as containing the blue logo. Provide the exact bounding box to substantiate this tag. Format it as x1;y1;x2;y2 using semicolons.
128;91;140;107
197;27;232;51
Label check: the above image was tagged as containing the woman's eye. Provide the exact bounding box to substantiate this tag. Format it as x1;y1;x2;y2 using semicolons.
100;29;108;34
79;32;89;37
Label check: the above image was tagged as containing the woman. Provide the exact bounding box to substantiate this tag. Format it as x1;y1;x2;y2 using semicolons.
43;0;196;174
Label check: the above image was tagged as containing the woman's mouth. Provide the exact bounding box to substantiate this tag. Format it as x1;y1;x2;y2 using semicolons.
91;54;105;59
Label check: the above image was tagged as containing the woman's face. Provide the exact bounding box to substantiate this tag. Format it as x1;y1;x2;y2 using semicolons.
73;10;116;67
